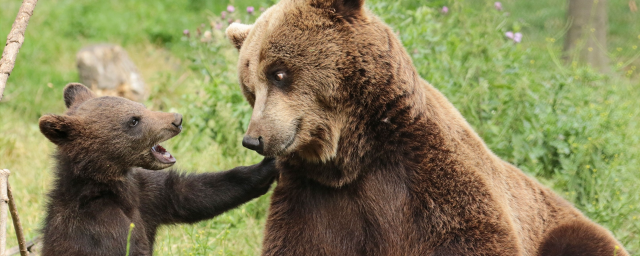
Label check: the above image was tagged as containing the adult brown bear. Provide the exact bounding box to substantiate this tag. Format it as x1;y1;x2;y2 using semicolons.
226;0;629;255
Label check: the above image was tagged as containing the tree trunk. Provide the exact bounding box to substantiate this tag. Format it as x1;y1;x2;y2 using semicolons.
563;0;610;73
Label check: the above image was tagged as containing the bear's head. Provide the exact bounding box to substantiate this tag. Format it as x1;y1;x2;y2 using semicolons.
39;83;183;179
227;0;413;167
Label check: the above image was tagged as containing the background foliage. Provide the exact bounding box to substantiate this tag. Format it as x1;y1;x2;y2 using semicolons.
1;0;639;254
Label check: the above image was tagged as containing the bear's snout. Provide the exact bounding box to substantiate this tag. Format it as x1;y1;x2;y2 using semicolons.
172;113;183;131
242;135;264;155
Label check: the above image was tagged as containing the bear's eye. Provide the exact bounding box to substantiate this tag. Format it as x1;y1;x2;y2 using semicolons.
130;117;140;127
270;70;290;88
274;71;286;81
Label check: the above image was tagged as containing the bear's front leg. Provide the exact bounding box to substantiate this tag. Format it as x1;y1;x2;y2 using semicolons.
430;229;523;256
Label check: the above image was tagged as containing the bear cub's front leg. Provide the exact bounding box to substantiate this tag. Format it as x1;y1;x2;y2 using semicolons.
138;157;278;225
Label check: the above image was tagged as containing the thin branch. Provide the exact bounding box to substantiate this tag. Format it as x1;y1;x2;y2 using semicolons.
0;169;10;256
7;183;28;256
0;0;38;101
6;237;40;256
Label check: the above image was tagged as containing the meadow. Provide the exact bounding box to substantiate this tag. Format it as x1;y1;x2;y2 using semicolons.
0;0;639;255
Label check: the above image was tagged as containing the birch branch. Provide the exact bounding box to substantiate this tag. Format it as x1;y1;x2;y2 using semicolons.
0;0;38;101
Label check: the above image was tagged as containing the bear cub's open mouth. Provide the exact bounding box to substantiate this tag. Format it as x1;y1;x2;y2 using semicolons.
151;144;176;164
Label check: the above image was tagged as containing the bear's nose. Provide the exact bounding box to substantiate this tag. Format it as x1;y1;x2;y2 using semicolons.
242;135;264;155
172;113;183;130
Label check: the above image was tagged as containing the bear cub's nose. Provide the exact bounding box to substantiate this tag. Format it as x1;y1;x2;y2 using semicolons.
172;113;183;130
242;135;264;155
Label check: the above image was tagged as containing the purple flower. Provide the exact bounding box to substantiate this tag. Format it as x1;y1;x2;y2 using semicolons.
505;31;514;39
505;31;522;43
494;2;503;11
221;11;227;19
227;5;235;13
260;7;266;12
247;6;255;14
214;22;223;30
441;6;449;14
183;29;190;37
513;32;522;43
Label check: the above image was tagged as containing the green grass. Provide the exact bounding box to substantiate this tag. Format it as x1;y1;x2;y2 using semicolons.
1;0;639;255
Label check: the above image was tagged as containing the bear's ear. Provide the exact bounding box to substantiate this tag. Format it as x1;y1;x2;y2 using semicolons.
39;115;77;145
63;83;95;109
311;0;365;20
226;23;254;50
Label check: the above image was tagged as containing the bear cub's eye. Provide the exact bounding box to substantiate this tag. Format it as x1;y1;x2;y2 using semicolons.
130;117;140;127
275;71;286;81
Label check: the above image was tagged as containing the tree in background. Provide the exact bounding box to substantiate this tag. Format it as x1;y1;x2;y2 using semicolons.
564;0;610;73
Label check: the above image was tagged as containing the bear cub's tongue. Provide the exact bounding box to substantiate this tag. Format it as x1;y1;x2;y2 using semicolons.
151;145;176;164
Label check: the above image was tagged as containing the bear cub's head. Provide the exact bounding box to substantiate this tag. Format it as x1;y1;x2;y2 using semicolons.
39;83;183;172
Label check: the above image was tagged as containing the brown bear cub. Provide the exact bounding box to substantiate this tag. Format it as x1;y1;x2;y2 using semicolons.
39;83;277;256
226;0;629;255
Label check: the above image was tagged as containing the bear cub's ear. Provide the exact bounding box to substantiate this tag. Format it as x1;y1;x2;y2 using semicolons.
64;83;95;109
39;115;77;145
226;23;254;50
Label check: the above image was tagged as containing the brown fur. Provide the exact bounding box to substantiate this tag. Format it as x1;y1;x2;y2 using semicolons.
39;83;277;256
227;0;628;255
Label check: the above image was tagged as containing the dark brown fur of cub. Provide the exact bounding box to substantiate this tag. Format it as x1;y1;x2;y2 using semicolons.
39;83;277;256
226;0;628;255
